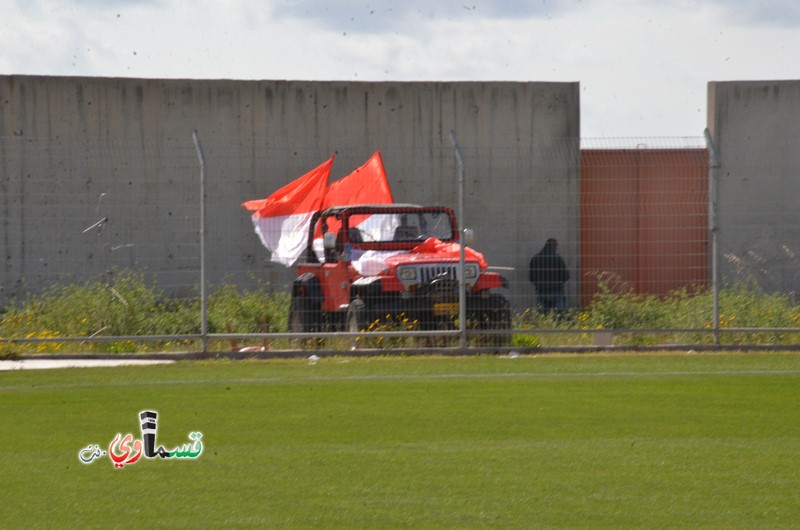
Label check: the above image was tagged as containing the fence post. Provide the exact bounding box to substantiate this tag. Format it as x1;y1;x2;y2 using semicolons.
192;130;209;353
704;128;721;345
449;131;467;349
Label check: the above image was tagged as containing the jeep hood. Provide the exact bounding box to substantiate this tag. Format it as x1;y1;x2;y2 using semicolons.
352;237;488;276
405;237;488;269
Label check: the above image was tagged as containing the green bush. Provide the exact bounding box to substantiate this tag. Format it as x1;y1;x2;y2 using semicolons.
208;282;290;334
2;273;800;354
572;282;799;347
0;273;290;354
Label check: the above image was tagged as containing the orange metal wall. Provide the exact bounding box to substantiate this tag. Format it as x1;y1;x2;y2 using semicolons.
580;149;708;307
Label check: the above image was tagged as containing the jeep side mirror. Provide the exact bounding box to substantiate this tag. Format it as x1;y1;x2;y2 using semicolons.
462;228;475;245
323;232;336;249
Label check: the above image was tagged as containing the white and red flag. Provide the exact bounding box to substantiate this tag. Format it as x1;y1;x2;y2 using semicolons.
244;152;394;266
242;156;333;266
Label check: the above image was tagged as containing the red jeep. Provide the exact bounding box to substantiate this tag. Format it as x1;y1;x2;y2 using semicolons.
288;204;510;344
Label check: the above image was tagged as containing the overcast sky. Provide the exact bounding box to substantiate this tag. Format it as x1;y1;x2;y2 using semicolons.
2;0;799;138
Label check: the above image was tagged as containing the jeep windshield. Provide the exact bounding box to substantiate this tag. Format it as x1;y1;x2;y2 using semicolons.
345;211;455;244
307;206;458;263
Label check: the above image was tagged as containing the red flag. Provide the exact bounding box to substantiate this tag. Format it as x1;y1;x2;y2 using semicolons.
313;152;394;242
242;156;333;266
322;151;394;208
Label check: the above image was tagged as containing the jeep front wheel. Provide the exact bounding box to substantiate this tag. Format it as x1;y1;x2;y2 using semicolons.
288;297;323;348
475;294;512;349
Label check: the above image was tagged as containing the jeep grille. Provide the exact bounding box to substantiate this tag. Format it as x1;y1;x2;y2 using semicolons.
420;264;457;283
397;263;480;289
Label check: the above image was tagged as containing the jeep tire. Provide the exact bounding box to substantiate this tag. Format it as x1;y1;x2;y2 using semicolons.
475;293;512;348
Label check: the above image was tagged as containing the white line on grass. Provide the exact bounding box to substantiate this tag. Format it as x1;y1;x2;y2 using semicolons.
0;359;174;371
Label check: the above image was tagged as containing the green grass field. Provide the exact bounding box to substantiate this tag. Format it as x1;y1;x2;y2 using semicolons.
2;353;799;528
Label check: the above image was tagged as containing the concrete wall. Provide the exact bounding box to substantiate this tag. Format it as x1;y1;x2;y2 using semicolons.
707;80;800;294
0;76;580;306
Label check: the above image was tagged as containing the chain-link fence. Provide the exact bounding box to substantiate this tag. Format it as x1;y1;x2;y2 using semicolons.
2;132;800;355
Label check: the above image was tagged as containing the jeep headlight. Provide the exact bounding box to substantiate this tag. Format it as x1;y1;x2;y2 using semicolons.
398;266;418;282
463;264;479;280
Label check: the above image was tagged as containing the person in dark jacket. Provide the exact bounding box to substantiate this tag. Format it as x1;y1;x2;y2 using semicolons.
529;238;569;315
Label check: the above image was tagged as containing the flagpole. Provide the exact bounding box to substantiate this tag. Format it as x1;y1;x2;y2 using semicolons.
192;130;208;354
449;131;467;350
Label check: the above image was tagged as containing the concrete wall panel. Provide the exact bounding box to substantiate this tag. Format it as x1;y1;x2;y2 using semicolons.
0;76;580;306
708;80;800;294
